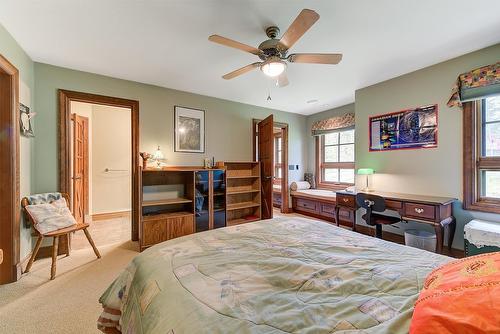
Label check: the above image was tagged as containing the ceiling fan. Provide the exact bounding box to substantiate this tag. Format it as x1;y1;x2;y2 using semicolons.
208;9;342;87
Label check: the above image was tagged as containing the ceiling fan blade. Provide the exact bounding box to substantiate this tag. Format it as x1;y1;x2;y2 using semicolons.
278;9;319;50
209;35;261;55
287;53;343;64
222;62;261;80
277;72;289;87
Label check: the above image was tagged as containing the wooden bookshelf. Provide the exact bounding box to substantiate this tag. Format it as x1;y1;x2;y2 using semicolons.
225;162;261;226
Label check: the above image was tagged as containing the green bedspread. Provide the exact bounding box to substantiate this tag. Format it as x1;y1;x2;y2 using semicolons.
98;216;450;333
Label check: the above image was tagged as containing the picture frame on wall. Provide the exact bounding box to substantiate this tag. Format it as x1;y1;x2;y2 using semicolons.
369;104;438;151
174;106;205;153
20;103;35;137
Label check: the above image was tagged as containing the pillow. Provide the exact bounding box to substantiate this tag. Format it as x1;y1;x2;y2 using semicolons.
410;252;500;334
290;181;311;191
25;198;77;234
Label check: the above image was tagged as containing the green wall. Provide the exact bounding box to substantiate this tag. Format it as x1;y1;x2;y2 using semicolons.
355;43;500;249
33;63;308;194
0;24;35;259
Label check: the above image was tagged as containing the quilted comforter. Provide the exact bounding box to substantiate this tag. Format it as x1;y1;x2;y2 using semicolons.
98;216;450;333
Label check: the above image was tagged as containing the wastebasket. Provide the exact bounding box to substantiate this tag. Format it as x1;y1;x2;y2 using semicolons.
404;229;436;252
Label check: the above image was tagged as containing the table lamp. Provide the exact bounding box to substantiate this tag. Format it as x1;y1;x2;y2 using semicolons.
357;168;374;192
153;146;164;168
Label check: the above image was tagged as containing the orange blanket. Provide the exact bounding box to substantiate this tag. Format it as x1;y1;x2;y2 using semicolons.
410;252;500;334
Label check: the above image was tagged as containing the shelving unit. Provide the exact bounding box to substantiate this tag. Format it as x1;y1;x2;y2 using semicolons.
225;162;261;226
140;167;196;251
139;163;258;250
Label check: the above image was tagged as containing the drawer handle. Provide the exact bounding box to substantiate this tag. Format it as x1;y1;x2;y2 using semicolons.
414;208;424;214
343;198;349;202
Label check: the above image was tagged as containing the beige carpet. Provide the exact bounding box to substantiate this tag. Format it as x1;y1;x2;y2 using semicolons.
0;241;138;334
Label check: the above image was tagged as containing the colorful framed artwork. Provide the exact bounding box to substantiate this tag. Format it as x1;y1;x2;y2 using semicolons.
174;106;205;153
369;104;438;151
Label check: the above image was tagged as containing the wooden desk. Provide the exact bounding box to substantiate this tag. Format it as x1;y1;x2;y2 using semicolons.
335;190;457;254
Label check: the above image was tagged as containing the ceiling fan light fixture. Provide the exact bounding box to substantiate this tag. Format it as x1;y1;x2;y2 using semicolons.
260;58;286;77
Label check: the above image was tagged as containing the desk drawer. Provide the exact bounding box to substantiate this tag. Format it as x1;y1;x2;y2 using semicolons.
385;200;402;210
296;198;318;213
337;194;355;208
405;203;435;220
320;203;336;216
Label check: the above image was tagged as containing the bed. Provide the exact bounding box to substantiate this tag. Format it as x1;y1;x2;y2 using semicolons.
98;216;450;333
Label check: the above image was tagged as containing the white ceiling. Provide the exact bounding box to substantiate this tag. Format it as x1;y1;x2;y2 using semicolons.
1;0;500;115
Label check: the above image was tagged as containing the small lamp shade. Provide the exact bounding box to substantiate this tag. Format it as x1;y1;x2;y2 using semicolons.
358;168;374;192
357;168;374;175
153;146;164;160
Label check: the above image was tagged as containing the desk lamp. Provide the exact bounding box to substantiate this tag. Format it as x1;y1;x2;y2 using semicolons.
357;168;374;192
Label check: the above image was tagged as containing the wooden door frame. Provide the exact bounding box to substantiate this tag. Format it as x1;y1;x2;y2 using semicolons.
58;90;140;241
0;54;20;284
252;119;290;213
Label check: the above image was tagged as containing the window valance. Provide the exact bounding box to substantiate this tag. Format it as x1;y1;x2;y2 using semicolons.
311;112;355;136
447;62;500;107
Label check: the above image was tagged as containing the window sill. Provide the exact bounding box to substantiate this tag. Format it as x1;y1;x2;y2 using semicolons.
316;182;352;191
464;199;500;215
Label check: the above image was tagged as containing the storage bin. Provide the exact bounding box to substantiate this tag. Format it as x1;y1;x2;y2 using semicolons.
464;220;500;257
404;229;436;252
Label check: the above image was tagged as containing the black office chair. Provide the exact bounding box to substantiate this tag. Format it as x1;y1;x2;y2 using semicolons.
356;193;401;239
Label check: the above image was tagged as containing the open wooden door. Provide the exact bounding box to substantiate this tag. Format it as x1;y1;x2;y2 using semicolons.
258;115;274;219
72;113;89;224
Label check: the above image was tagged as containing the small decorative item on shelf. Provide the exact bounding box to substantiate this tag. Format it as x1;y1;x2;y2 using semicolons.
140;152;152;169
357;168;374;192
204;158;211;169
215;161;225;168
153;146;164;168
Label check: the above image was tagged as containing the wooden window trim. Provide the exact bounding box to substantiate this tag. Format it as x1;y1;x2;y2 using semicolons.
274;134;282;184
315;134;355;190
463;101;500;214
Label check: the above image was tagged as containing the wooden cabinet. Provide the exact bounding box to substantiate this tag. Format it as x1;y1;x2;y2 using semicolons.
142;212;194;247
195;169;226;232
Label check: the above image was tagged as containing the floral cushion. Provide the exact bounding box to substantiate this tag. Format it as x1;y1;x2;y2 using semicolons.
25;198;77;234
410;252;500;334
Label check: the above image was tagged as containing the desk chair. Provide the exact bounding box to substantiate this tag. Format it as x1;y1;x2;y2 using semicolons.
22;192;101;280
356;193;401;239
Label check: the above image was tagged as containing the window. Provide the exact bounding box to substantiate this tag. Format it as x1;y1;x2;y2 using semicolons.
463;95;500;213
316;129;355;189
274;134;282;181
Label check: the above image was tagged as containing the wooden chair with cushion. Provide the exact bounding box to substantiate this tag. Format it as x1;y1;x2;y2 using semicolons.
356;193;401;239
22;192;101;280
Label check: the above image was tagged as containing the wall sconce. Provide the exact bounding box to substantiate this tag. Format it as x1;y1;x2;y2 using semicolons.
153;146;164;168
357;168;374;192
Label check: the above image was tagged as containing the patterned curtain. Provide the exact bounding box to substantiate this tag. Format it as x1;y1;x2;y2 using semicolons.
311;112;355;136
447;62;500;107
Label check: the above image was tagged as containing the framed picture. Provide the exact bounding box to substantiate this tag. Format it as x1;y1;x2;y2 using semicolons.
174;106;205;153
20;103;35;137
369;104;438;151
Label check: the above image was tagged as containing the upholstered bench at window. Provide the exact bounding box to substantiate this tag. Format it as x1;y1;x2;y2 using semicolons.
21;192;101;280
